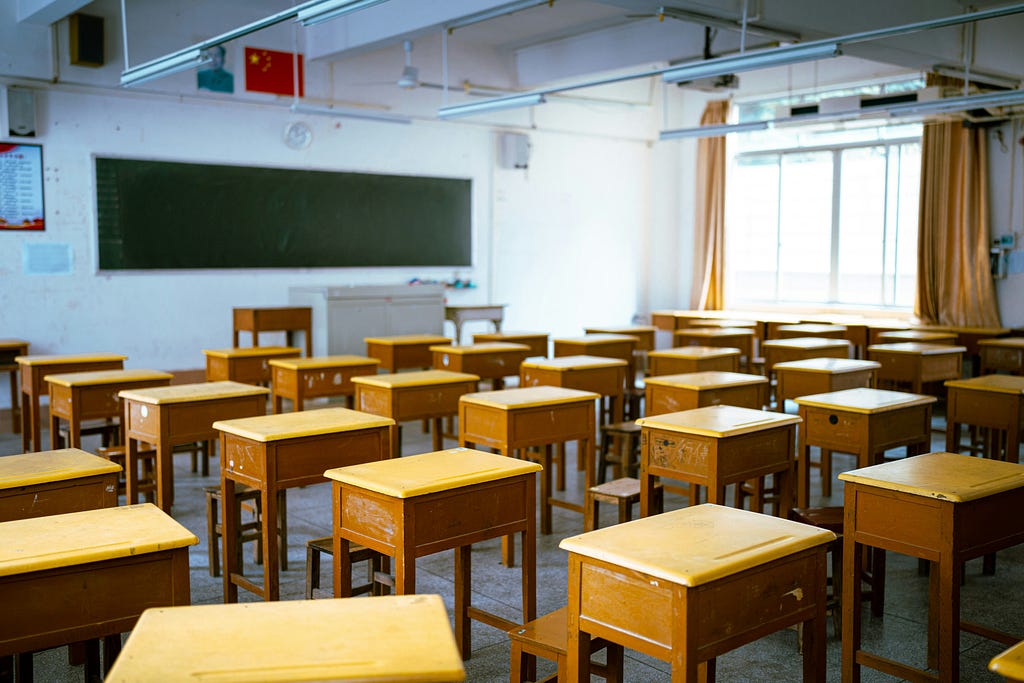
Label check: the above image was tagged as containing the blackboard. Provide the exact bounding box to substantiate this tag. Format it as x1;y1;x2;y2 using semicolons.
96;158;472;270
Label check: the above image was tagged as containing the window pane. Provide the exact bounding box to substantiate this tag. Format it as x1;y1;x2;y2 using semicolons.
893;143;920;307
778;152;832;302
837;146;887;304
726;156;780;302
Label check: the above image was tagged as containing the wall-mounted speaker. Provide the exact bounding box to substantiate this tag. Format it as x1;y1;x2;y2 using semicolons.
69;13;104;67
498;132;530;169
5;88;37;137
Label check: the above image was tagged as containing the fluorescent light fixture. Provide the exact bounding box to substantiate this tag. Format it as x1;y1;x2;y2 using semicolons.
931;65;1020;90
662;43;841;84
659;120;770;140
445;0;551;32
296;0;388;26
438;93;546;119
884;88;1024;117
121;48;210;87
289;102;411;124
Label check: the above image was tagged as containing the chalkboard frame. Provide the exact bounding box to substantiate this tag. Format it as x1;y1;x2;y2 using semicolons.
95;157;472;270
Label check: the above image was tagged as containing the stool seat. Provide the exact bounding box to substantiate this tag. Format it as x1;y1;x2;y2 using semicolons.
585;477;662;531
508;607;623;683
304;536;383;599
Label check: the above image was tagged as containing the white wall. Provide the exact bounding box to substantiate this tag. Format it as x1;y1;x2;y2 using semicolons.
991;118;1024;329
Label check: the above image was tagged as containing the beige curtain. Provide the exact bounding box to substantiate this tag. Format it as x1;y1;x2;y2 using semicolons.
914;119;1001;327
690;100;730;310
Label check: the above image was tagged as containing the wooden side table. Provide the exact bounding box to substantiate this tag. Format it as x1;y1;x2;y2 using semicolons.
269;354;380;412
104;596;466;682
204;346;301;386
0;504;195;680
644;371;767;414
0;448;120;521
459;387;599;536
794;387;935;508
352;370;479;457
325;448;540;658
45;368;173;449
647;346;740;376
0;339;28;435
365;334;452;372
561;504;834;681
774;358;880;410
215;407;394;602
636;405;800;517
553;334;639;389
120;381;269;512
979;337;1024;375
945;374;1024;462
673;328;755;372
990;640;1024;681
520;355;627;424
16;353;126;453
865;319;912;346
776;323;848;340
868;342;967;394
444;303;506;344
762;337;852;377
650;310;696;331
473;331;549;358
232;306;312;357
840;453;1024;683
431;342;530;390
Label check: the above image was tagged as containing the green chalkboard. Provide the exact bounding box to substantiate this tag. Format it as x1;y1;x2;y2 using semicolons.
96;158;471;270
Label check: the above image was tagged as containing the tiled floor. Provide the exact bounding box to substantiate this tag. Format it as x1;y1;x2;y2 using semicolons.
2;397;1022;682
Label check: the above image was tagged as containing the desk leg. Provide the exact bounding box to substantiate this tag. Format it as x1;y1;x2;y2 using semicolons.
261;486;280;601
125;438;140;505
156;442;174;513
333;489;352;599
21;390;34;452
222;473;239;603
8;370;19;434
454;545;471;659
797;409;809;509
566;557;591;683
432;417;444;452
49;411;61;450
540;444;553;535
842;508;863;683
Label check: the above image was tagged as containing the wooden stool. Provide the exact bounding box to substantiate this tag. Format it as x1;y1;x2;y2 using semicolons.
97;443;157;503
585;477;662;531
508;607;623;683
597;421;641;483
304;536;383;599
205;486;288;577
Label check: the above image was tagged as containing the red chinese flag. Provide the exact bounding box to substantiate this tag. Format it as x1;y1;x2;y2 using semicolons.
245;47;304;96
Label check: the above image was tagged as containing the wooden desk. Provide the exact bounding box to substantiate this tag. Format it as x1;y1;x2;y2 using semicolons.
0;339;28;435
365;334;452;372
0;504;195;679
445;303;506;344
840;453;1024;683
867;342;967;393
636;406;800;518
473;331;548;358
774;358;880;409
431;342;529;389
204;346;301;386
914;325;1011;357
644;371;767;414
214;407;393;602
980;338;1024;375
650;310;700;331
945;375;1024;462
326;449;540;658
878;329;957;344
104;596;466;682
553;334;639;388
15;353;126;453
120;381;269;512
865;319;912;345
673;327;755;372
269;354;380;412
762;337;852;376
647;346;740;376
520;355;627;423
0;448;119;521
795;387;935;507
45;368;173;449
459;387;598;536
583;326;657;352
776;323;848;340
991;640;1024;681
352;370;479;457
561;504;834;681
232;306;312;357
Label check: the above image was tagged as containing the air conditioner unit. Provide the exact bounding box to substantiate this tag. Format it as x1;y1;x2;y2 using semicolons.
775;86;944;119
675;73;740;92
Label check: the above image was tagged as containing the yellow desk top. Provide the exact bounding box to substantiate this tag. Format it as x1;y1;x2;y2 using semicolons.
0;448;121;489
202;346;301;359
773;358;882;374
675;327;754;338
763;337;850;350
119;381;269;405
521;355;628;371
914;325;1011;335
644;371;768;390
364;334;452;346
472;331;547;339
945;374;1024;395
43;368;173;387
979;337;1024;349
648;346;741;359
460;386;600;409
15;352;126;366
428;342;530;355
560;504;834;587
691;319;758;328
776;323;848;334
838;451;1024;502
584;325;657;334
878;330;957;342
0;503;197;577
637;405;799;437
267;355;380;370
867;342;968;355
104;595;466;683
213;407;394;442
351;370;480;389
794;387;935;413
325;448;542;497
990;640;1024;679
554;334;639;345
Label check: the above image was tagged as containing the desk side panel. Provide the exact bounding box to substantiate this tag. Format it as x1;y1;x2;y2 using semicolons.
0;475;118;522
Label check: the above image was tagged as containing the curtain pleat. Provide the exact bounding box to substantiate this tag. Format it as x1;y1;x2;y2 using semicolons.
691;100;729;310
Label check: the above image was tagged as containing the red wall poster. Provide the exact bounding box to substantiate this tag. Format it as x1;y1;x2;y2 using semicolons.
0;143;44;231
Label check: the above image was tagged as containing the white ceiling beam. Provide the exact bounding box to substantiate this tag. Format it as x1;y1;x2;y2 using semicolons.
17;0;91;25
